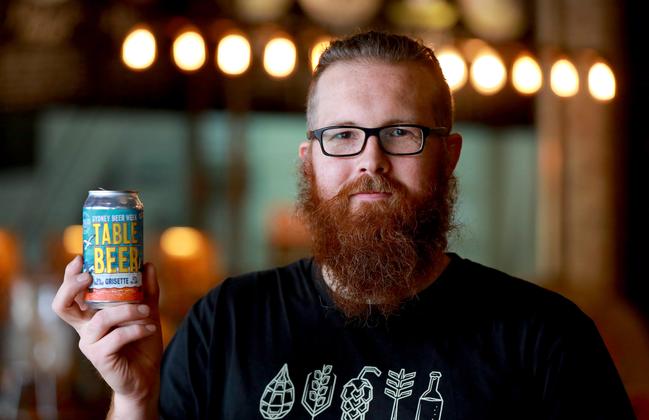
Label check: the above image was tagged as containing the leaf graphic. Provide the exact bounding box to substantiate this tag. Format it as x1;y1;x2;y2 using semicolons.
384;369;417;420
301;365;337;419
387;378;399;388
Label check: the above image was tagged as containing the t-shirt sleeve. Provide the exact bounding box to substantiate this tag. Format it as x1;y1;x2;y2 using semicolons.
159;286;221;419
537;309;635;419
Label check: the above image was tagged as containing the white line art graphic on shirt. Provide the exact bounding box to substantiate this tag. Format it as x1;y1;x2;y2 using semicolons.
340;366;382;420
260;364;295;419
301;364;337;419
384;369;416;420
415;371;444;420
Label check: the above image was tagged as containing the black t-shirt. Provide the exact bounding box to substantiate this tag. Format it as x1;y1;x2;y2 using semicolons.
159;254;634;419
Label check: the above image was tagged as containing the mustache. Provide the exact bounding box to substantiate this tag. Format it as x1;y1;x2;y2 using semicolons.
337;175;405;197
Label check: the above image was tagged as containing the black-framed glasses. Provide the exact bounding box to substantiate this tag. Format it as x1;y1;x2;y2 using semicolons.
307;124;449;157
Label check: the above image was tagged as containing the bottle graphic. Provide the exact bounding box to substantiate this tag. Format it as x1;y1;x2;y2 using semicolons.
415;371;444;420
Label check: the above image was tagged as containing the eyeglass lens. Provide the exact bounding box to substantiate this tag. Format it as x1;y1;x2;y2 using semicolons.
321;126;423;155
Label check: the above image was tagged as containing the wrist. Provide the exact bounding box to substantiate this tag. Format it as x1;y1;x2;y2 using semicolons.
109;385;159;420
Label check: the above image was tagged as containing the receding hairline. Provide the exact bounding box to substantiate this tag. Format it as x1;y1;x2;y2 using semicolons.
307;58;450;130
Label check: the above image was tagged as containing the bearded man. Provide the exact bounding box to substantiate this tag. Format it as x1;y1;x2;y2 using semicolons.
52;31;634;419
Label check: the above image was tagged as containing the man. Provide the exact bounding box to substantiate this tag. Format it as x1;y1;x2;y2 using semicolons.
52;31;634;419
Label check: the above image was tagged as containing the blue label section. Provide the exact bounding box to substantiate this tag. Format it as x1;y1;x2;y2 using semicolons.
83;207;143;288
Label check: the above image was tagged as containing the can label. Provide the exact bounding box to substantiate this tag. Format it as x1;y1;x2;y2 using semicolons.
83;207;143;303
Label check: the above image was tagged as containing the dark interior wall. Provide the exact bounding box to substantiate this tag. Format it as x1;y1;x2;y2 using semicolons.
623;0;649;322
0;112;36;170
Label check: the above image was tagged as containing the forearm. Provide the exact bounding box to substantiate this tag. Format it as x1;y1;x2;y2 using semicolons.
107;382;160;420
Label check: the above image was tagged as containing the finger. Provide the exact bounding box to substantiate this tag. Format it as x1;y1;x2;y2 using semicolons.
81;303;153;344
84;323;158;362
74;293;89;312
52;256;93;328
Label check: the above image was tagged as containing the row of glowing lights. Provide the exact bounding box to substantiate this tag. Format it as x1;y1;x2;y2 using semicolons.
124;27;615;101
123;27;309;79
438;48;615;101
63;225;205;258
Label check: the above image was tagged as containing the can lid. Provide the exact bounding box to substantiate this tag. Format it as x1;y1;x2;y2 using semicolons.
89;189;139;195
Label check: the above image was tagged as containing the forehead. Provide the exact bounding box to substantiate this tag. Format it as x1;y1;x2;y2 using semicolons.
311;60;440;128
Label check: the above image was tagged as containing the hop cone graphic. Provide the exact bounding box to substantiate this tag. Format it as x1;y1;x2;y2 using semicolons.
260;364;295;419
340;367;381;420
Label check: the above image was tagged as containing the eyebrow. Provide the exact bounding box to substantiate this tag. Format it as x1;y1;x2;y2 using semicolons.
324;118;423;127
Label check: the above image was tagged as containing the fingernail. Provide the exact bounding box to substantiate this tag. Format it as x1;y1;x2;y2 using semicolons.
145;324;156;332
137;305;150;315
77;273;90;283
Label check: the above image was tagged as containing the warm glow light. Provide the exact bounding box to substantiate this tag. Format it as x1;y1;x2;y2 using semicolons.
310;38;330;71
588;61;616;101
0;229;20;280
512;54;542;95
551;58;579;97
173;30;206;72
462;38;489;62
437;46;467;91
470;48;507;95
263;37;297;78
216;34;251;76
160;227;203;258
122;27;156;71
63;225;83;255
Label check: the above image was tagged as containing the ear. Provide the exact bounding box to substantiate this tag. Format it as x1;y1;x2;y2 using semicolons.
444;133;462;176
299;141;310;161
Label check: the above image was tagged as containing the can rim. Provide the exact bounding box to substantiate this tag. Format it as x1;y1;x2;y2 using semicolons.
89;189;139;195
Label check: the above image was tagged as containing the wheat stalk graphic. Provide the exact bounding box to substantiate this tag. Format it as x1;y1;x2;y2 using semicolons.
340;366;382;420
301;364;337;419
384;369;416;420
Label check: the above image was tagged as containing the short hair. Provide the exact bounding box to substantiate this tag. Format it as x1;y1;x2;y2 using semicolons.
306;31;454;131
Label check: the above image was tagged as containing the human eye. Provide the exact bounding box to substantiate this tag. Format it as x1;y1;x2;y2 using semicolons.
391;128;407;137
384;126;419;140
323;128;361;142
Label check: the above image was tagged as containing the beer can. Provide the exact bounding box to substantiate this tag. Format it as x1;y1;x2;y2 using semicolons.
82;190;144;309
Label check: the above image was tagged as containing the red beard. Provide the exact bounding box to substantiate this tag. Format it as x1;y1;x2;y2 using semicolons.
297;156;457;321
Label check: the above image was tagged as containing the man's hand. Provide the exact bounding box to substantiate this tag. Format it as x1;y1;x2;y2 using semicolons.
52;256;163;419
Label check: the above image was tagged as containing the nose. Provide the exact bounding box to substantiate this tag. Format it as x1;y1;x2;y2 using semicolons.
357;135;391;175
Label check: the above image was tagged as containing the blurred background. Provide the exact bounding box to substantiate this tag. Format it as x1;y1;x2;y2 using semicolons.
0;0;648;418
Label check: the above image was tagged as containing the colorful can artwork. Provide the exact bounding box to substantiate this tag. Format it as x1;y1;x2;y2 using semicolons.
82;189;144;309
